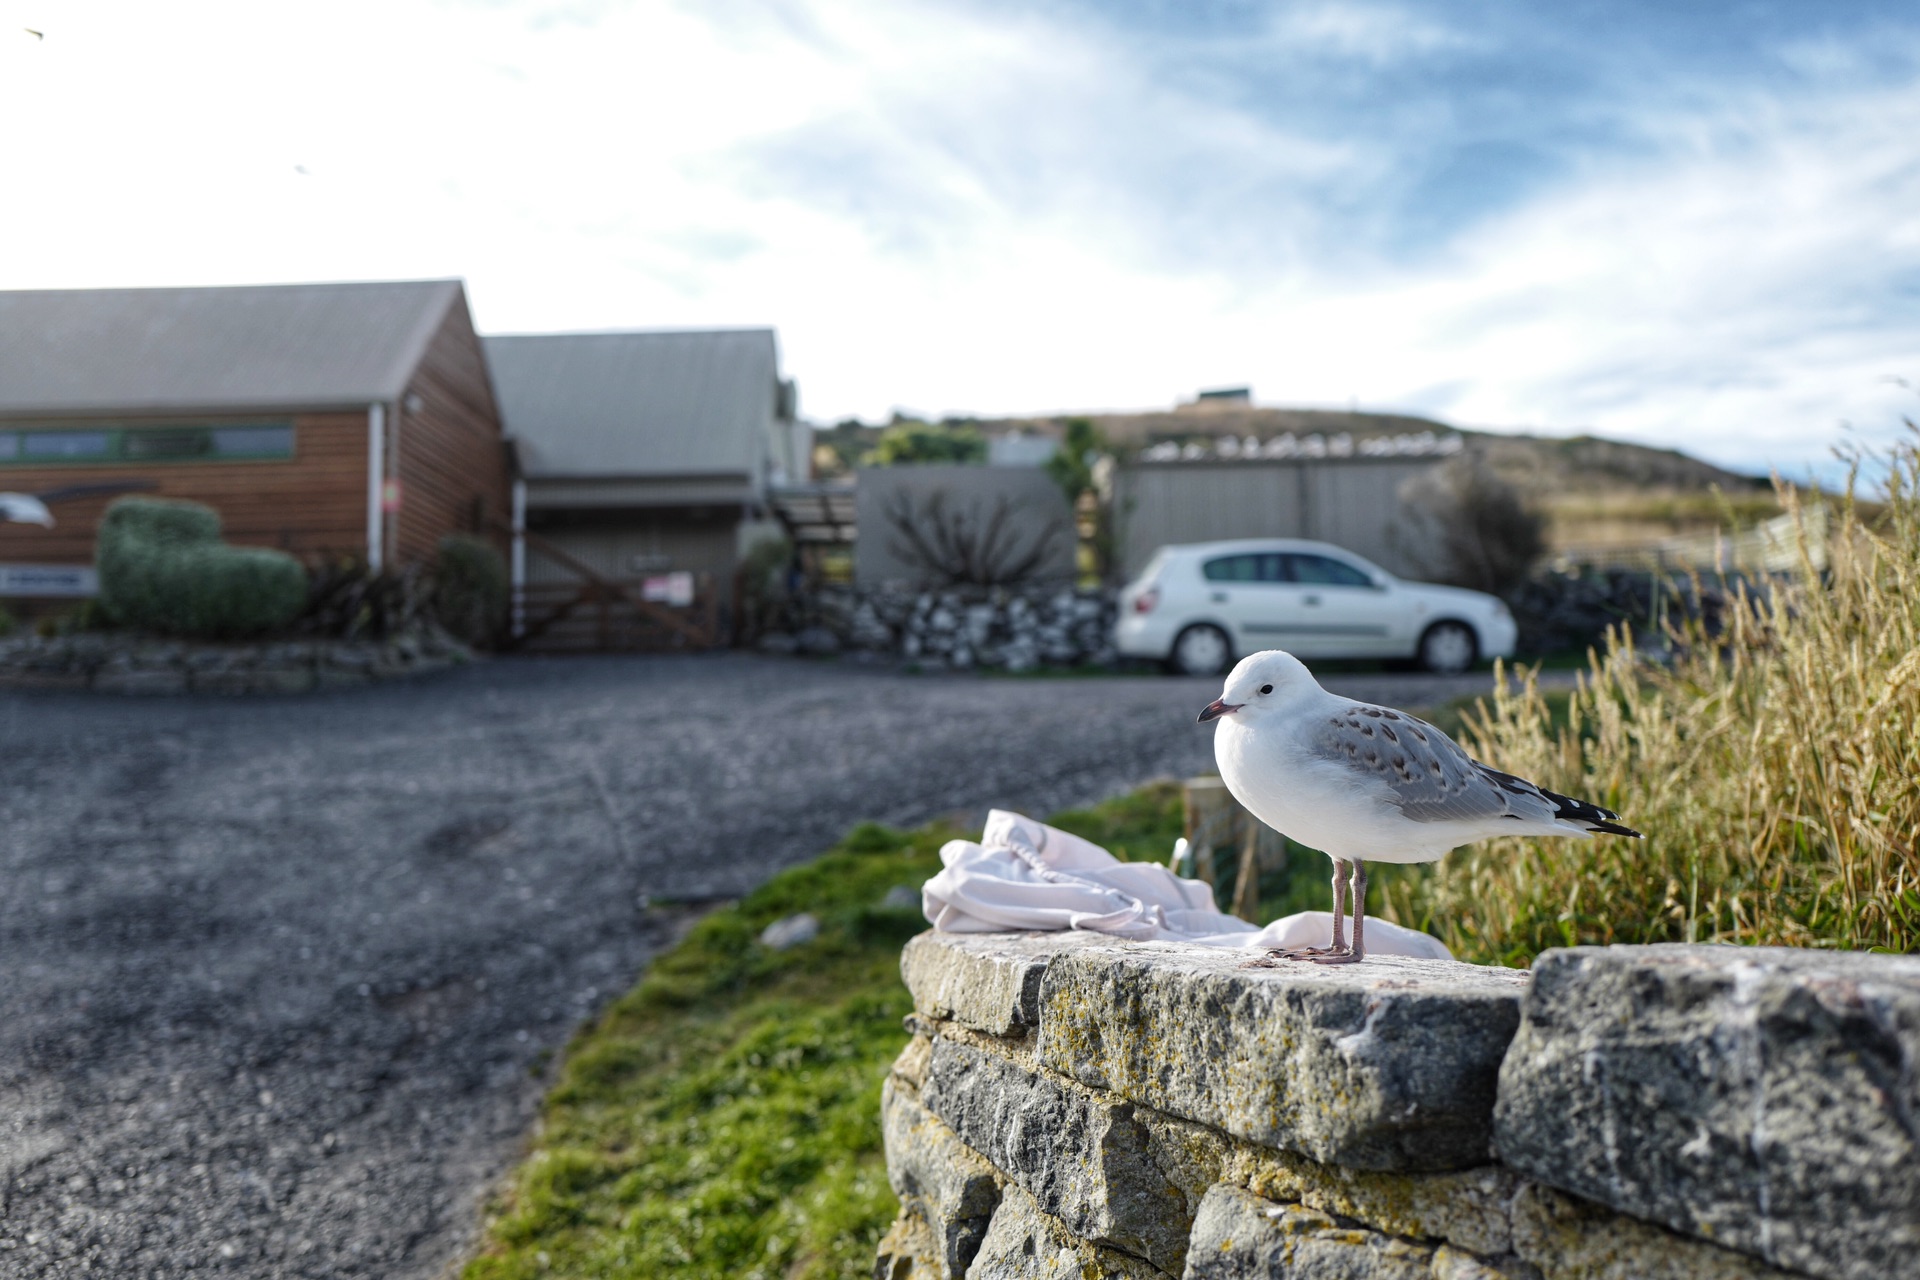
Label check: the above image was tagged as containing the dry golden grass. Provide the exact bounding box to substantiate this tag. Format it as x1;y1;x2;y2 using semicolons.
1393;442;1920;965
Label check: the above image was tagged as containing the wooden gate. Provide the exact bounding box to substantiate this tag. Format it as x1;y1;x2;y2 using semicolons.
507;527;720;653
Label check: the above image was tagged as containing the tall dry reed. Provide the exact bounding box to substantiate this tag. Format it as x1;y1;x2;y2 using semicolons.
1394;439;1920;965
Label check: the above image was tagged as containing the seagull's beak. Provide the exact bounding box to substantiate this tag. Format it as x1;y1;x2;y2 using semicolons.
1197;699;1243;723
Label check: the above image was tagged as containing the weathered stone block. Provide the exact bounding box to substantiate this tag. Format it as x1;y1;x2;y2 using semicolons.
1039;941;1528;1171
1219;1142;1519;1257
920;1036;1193;1273
1507;1183;1803;1280
891;1032;933;1090
902;931;1113;1036
882;1078;1002;1279
873;1209;942;1280
1181;1184;1434;1280
1430;1245;1542;1280
93;668;188;696
968;1183;1172;1280
1494;945;1920;1280
250;666;319;694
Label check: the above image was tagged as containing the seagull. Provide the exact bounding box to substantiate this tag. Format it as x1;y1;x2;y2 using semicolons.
1198;649;1641;964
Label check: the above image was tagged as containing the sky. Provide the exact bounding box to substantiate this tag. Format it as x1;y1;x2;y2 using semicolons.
2;0;1917;480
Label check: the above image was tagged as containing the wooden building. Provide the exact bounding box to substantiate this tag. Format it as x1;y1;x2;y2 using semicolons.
483;329;804;648
0;280;509;601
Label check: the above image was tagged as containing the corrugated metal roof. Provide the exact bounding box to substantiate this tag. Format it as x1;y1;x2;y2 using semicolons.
0;280;463;416
484;329;778;480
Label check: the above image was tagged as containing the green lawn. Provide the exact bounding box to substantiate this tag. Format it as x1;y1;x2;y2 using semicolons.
463;783;1447;1279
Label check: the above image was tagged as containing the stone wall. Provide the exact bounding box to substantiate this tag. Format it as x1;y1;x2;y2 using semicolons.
0;628;469;694
762;584;1119;671
876;933;1919;1280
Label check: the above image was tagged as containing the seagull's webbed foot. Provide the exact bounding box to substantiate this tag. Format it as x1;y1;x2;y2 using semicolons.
1302;862;1369;963
1274;859;1353;961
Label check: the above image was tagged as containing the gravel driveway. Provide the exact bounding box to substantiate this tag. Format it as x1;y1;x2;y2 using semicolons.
0;654;1512;1278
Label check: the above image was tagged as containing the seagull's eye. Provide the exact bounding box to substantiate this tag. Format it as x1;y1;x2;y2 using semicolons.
1259;684;1273;695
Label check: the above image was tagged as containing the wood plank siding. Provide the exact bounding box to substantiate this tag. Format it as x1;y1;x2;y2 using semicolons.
0;412;369;564
0;286;510;580
392;299;511;564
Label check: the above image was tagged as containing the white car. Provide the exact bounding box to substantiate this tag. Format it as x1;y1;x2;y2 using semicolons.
1114;539;1517;676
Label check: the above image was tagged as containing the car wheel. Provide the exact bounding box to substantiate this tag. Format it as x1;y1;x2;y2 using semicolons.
1169;624;1233;677
1418;621;1478;675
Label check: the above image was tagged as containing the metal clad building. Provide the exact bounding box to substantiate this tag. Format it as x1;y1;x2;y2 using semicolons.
483;329;804;645
1112;456;1445;581
853;464;1078;590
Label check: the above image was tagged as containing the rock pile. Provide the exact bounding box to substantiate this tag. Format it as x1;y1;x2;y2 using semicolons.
877;933;1919;1280
760;585;1120;671
0;627;469;695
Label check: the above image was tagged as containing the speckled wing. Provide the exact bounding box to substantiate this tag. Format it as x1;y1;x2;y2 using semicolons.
1305;702;1561;826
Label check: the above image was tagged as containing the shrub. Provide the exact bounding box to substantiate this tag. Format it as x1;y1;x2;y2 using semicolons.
1392;443;1920;963
96;498;307;639
1394;454;1546;597
0;604;14;638
867;420;986;466
296;556;430;641
433;535;508;646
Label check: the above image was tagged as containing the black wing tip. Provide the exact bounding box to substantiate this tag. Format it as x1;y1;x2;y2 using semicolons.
1538;786;1643;839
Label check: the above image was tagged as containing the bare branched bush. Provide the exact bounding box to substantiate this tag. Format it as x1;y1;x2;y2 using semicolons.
1395;455;1546;596
1387;438;1920;963
882;488;1060;588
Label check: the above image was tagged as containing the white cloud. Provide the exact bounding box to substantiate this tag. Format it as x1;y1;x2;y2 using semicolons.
1259;2;1478;65
0;0;1914;478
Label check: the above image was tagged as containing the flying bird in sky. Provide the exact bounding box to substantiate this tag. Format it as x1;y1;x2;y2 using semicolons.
1200;649;1641;964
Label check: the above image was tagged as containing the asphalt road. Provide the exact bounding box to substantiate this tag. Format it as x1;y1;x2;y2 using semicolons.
0;654;1512;1278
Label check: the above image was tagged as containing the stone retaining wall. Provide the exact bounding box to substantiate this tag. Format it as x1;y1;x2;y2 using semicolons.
760;584;1120;670
876;933;1919;1280
0;628;470;694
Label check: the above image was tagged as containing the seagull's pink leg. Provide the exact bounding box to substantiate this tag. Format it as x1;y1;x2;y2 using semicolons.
1313;861;1368;964
1275;858;1349;960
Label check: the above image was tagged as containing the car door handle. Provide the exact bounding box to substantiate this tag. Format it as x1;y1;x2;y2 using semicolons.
1210;592;1228;603
1303;594;1322;606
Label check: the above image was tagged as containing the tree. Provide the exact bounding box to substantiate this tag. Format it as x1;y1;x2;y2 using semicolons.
1044;417;1113;581
1044;416;1102;503
1394;454;1546;597
869;421;986;466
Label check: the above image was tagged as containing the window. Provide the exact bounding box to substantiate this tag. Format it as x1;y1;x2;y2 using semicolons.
23;431;112;460
1285;554;1374;587
1202;553;1287;583
0;422;295;465
210;426;294;458
124;429;213;460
